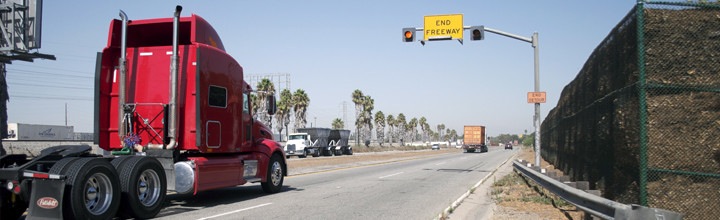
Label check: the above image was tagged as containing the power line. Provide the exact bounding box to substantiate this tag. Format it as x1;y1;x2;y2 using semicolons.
10;95;92;101
6;68;93;79
11;63;94;75
8;77;92;86
9;82;92;90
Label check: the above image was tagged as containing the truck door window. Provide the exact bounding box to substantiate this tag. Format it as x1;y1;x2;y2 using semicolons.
243;93;249;114
209;86;227;108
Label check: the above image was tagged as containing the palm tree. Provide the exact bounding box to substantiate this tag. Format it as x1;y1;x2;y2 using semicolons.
374;111;385;147
386;114;395;146
249;93;262;121
437;124;445;141
292;89;310;130
396;113;406;146
256;79;275;129
362;96;374;146
332;118;344;129
408;118;418;143
419;117;427;142
351;89;364;145
275;89;293;141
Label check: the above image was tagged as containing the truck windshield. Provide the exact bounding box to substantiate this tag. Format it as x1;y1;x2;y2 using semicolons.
288;135;306;140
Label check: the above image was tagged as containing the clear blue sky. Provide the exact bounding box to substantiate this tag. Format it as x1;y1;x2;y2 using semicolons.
6;1;637;136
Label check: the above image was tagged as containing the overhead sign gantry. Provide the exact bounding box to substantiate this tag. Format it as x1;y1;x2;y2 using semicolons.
402;14;544;166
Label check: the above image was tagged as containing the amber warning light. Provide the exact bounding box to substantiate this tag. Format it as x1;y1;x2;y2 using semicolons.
402;27;416;42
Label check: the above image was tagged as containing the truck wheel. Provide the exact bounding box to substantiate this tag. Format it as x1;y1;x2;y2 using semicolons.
312;149;320;157
61;158;121;220
115;157;166;219
261;154;284;193
299;150;307;158
0;188;27;220
347;148;353;155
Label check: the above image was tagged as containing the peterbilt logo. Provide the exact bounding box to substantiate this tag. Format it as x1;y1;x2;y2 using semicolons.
36;197;59;209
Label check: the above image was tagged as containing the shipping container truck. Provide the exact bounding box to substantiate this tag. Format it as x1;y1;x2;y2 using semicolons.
0;6;286;220
462;125;488;153
4;123;74;141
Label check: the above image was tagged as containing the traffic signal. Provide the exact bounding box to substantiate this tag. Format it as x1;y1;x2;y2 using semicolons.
469;26;484;41
402;27;416;42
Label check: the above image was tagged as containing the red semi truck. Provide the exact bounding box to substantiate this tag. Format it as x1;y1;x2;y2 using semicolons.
0;6;286;220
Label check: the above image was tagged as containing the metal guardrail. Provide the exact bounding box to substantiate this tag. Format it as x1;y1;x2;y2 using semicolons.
512;160;683;220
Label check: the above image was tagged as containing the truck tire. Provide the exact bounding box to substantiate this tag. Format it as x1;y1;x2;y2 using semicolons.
49;157;82;174
261;154;284;193
299;150;307;158
0;188;27;220
312;149;320;157
110;156;134;168
115;157;166;219
347;148;353;155
61;158;121;220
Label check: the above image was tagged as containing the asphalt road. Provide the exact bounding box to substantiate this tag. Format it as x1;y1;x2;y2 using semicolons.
153;148;515;220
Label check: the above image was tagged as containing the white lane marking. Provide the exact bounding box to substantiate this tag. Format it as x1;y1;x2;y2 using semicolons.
435;162;446;166
379;172;404;179
197;203;272;220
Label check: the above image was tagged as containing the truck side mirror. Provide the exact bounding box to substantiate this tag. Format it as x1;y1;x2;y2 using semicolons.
266;95;277;115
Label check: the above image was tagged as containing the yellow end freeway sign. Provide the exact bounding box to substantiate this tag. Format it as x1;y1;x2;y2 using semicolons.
423;14;463;41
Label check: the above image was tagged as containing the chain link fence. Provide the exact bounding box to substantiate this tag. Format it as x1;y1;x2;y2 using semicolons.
540;1;720;219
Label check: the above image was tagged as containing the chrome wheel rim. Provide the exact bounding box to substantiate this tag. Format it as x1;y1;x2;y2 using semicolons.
137;169;161;207
85;173;113;215
270;161;282;186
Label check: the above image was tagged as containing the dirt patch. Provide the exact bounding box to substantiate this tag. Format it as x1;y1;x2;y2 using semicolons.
491;147;585;220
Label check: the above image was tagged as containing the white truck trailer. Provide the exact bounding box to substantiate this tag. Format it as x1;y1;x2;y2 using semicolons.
4;123;74;141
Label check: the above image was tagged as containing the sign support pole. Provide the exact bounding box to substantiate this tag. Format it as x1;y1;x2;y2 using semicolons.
482;27;542;167
532;33;541;168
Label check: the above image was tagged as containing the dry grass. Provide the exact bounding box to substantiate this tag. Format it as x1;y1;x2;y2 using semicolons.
491;146;585;220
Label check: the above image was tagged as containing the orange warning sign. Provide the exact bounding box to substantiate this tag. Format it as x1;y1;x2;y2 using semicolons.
527;92;546;103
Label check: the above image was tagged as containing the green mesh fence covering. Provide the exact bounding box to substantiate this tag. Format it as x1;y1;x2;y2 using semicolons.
540;1;720;219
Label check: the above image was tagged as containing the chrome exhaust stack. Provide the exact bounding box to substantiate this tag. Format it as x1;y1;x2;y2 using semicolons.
166;5;182;150
118;10;128;143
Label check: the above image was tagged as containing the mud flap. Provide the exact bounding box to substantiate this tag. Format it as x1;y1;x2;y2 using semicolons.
26;179;65;220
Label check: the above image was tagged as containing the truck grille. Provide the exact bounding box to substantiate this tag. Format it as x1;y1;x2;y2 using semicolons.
286;144;296;152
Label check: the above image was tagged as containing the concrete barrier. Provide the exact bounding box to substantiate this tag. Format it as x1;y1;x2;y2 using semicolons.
2;141;99;157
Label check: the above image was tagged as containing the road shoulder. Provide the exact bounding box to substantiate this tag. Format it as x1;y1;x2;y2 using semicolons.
446;150;519;220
